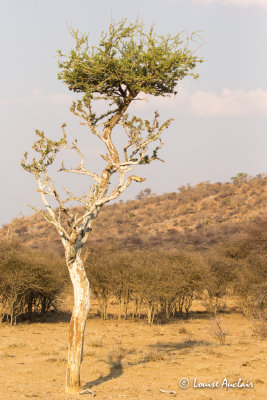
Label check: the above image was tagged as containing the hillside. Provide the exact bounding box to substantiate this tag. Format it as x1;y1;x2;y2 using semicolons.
1;174;267;255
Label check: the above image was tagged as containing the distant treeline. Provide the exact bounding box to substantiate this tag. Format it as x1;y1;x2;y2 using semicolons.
0;214;266;325
86;239;266;324
86;213;267;323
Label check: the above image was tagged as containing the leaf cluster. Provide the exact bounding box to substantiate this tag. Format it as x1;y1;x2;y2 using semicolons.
58;19;202;108
21;128;67;175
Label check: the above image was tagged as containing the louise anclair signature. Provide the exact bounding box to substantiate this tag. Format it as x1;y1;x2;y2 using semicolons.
179;377;254;389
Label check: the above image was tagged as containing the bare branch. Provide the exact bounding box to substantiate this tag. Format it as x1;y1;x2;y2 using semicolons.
36;177;70;243
70;100;105;142
95;171;146;207
59;134;101;183
25;203;52;224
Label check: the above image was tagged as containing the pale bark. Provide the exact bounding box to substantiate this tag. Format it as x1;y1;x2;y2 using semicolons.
65;252;90;393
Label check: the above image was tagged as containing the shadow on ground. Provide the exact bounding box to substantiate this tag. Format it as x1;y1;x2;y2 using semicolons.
82;339;211;390
45;311;72;323
83;359;123;389
149;339;211;353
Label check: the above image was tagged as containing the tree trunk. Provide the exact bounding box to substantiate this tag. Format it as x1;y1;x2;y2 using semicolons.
165;301;171;321
10;305;14;326
103;299;108;320
66;253;90;394
147;303;155;325
124;296;129;320
41;297;49;322
118;297;123;320
27;297;33;322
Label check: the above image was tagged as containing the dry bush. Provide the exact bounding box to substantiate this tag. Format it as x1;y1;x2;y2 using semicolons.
203;250;236;315
245;214;267;250
87;337;104;348
207;317;228;345
108;345;127;370
86;248;204;325
178;327;188;334
235;254;267;317
86;247;126;320
0;239;65;325
144;349;167;362
252;315;267;340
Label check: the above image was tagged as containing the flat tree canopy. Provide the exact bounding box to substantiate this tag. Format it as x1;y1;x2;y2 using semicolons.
58;20;201;111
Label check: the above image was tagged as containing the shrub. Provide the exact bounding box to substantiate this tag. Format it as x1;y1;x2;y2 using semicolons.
0;240;65;324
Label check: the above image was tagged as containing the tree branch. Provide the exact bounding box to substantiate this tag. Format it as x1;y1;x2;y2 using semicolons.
59;138;101;184
95;170;146;207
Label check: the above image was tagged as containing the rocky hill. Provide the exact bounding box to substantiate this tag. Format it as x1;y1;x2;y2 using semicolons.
1;173;267;255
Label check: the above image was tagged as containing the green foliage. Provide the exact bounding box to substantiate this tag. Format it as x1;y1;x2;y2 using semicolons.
21;128;67;175
58;19;202;113
120;111;172;165
231;172;248;185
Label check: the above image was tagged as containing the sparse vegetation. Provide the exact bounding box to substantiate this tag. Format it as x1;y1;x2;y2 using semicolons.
0;174;266;329
252;315;267;339
85;249;204;324
207;317;229;345
0;202;266;398
0;240;65;325
2;174;267;254
1;313;265;399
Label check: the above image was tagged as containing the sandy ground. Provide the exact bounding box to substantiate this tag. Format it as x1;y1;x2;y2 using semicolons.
0;312;266;400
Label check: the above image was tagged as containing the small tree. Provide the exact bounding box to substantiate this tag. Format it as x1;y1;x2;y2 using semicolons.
204;252;236;315
21;19;201;393
231;172;248;184
0;240;64;325
86;248;118;320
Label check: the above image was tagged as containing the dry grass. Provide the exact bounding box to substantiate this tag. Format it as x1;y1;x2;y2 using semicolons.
0;313;266;399
0;352;16;358
143;349;167;362
206;317;229;344
87;336;104;348
7;342;26;349
251;317;267;339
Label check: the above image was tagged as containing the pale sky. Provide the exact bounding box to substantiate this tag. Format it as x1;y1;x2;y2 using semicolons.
0;0;266;226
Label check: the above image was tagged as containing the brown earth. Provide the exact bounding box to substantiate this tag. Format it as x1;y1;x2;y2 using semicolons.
1;175;267;254
1;175;266;399
0;300;266;400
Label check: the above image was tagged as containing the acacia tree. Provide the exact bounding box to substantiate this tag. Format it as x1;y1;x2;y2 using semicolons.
21;19;201;393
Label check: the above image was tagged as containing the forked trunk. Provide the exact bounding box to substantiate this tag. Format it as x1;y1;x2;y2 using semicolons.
66;252;90;394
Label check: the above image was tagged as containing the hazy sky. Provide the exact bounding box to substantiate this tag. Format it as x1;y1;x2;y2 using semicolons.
0;0;266;226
